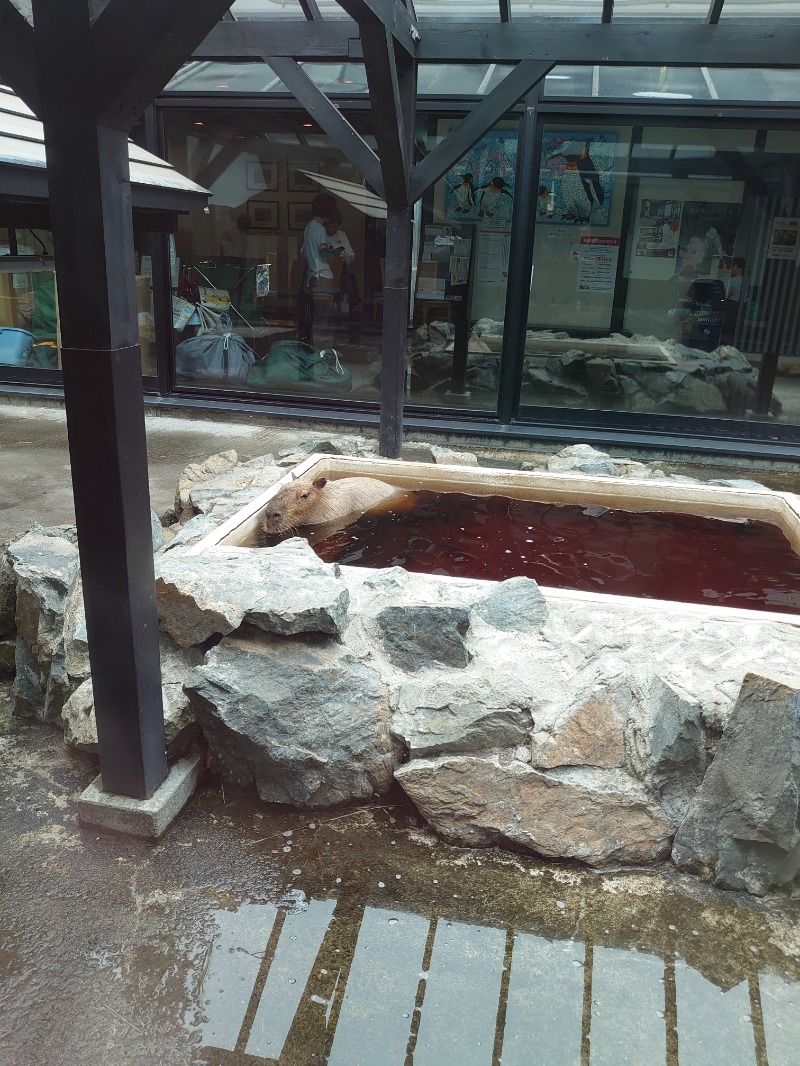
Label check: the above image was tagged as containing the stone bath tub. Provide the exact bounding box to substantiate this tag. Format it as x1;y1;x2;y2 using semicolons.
164;455;800;896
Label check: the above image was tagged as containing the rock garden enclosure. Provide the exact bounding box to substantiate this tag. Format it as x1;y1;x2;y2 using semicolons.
2;439;800;897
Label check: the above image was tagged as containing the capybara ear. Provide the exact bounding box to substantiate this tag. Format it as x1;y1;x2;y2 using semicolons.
313;477;327;488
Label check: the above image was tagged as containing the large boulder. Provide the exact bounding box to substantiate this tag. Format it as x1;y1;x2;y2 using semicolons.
376;604;471;671
155;539;349;647
62;633;202;754
0;542;17;638
530;673;630;771
672;672;800;895
7;528;80;721
185;630;397;808
391;672;533;758
546;444;619;478
174;449;238;523
395;755;673;866
188;455;284;522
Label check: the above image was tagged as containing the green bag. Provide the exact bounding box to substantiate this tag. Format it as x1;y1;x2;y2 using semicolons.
247;340;353;394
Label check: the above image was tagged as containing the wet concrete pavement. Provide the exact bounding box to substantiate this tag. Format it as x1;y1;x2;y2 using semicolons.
2;693;800;1066
2;398;800;1065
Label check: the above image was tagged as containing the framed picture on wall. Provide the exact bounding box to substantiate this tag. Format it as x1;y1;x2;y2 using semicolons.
246;160;279;192
288;162;322;192
249;201;279;230
288;201;313;231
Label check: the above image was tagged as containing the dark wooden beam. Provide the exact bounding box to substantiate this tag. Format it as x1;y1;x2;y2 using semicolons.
409;59;552;203
361;26;411;205
299;0;322;17
93;0;234;130
498;0;511;23
0;0;39;112
707;0;725;24
379;205;413;458
265;58;385;197
31;0;167;799
602;0;614;23
194;18;800;67
336;0;420;55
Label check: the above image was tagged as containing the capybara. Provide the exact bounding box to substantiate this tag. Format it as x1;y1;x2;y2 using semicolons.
260;475;404;537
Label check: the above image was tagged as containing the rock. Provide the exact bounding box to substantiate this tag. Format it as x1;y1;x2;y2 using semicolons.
0;637;15;678
707;478;768;492
672;672;800;895
395;756;673;866
376;605;471;671
185;631;396;808
7;530;80;721
637;678;708;827
174;449;238;523
401;441;436;464
62;577;89;681
524;366;588;400
473;577;547;633
662;378;727;415
531;675;629;770
429;445;480;467
160;514;221;554
392;673;533;758
585;358;622;396
150;510;166;553
155;539;348;647
547;444;619;478
62;634;202;755
0;544;16;638
188;456;284;522
277;436;373;466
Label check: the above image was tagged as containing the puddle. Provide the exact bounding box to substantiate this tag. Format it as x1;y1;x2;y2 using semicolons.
2;716;799;1066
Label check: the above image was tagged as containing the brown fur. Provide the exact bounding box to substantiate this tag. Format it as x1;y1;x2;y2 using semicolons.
260;475;404;536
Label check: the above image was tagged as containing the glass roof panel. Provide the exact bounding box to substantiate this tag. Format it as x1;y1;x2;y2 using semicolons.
722;1;800;14
511;1;601;16
229;0;305;16
413;0;505;16
613;1;711;15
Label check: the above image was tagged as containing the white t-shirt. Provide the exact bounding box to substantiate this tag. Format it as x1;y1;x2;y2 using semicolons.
322;229;355;265
303;218;333;280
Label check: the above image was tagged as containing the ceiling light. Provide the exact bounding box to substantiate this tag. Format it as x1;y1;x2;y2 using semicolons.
634;91;693;99
216;83;231;89
546;75;572;80
193;121;205;126
302;122;314;128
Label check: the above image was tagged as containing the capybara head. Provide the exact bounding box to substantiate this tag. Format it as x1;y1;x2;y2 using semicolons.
260;476;328;535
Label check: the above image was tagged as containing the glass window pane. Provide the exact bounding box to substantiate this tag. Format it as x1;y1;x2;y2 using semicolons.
229;0;305;16
511;1;600;16
541;66;596;97
705;68;800;103
405;116;520;413
413;0;505;15
165;109;385;402
418;64;514;95
722;0;798;14
164;62;283;93
613;0;709;14
599;66;712;99
524;121;800;427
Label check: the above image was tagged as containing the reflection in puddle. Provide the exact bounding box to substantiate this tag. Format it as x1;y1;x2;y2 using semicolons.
179;894;800;1066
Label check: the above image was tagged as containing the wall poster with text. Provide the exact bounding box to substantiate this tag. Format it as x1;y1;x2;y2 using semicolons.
538;131;618;227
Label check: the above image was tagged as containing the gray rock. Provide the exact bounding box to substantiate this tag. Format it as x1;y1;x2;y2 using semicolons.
0;636;14;678
585;358;622;396
174;449;238;522
62;577;89;682
547;444;619;478
62;634;202;755
150;510;166;553
188;456;284;521
707;478;769;492
155;539;348;646
160;514;221;554
524;366;589;400
0;544;16;638
429;445;480;467
672;672;800;895
401;441;436;464
185;631;396;808
628;677;708;827
392;674;533;758
395;755;673;866
376;605;471;671
473;577;547;633
11;637;44;718
277;437;373;466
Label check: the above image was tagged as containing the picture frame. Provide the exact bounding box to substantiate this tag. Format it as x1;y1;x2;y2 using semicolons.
248;201;279;230
288;201;313;231
287;162;322;193
246;160;278;192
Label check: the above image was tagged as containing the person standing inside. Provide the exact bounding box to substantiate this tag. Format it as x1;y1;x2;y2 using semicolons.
297;192;338;348
723;257;745;344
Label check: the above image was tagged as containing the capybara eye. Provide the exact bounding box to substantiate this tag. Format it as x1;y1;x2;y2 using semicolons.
301;492;310;499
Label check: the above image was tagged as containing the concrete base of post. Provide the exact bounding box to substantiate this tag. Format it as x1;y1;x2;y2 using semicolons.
77;753;203;838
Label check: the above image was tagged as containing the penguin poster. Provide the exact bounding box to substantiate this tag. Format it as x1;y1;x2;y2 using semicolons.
539;132;618;227
444;128;518;228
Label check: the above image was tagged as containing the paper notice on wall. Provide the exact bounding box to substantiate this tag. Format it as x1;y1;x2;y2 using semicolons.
767;217;800;261
576;236;619;294
255;262;270;297
449;256;469;285
476;231;511;285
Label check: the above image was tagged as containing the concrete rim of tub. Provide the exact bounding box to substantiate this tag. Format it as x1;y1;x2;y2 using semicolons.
185;453;800;629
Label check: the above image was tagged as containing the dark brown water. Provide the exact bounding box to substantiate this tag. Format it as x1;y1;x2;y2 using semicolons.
314;490;800;615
